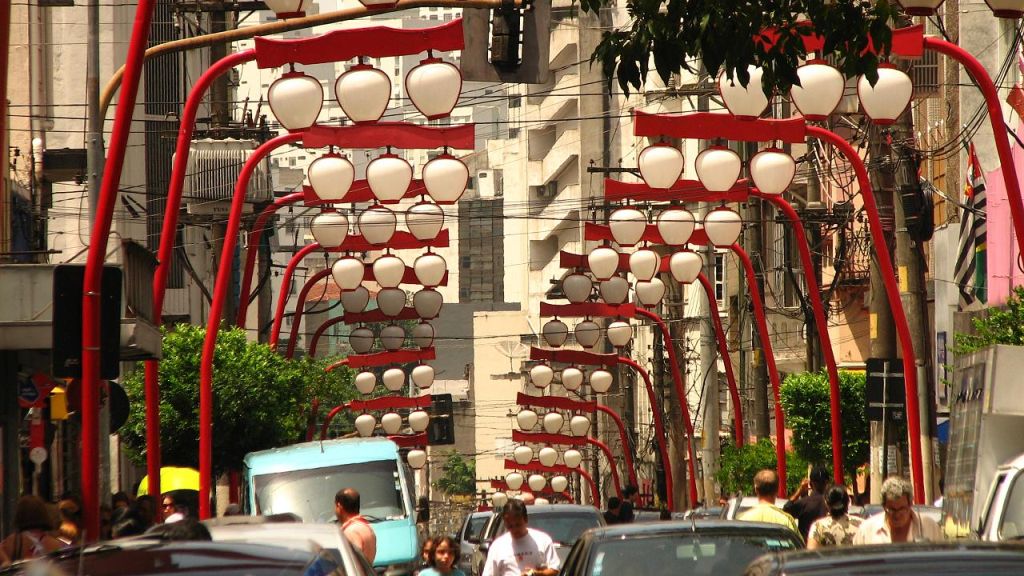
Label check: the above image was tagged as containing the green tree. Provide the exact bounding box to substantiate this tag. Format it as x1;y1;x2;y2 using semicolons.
433;453;476;496
717;438;808;496
583;0;901;96
120;324;357;474
779;370;869;482
953;286;1024;354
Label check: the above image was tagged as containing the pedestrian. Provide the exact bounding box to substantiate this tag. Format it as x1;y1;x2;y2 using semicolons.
618;485;638;523
783;465;830;540
481;499;559;576
603;497;621;525
737;469;800;537
161;493;186;523
416;536;436;574
57;496;81;544
111;491;131;510
419;536;465;576
806;485;863;549
335;488;377;564
0;495;64;562
853;476;942;544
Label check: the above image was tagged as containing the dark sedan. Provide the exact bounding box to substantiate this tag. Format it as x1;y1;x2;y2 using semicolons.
559;520;802;576
743;541;1024;576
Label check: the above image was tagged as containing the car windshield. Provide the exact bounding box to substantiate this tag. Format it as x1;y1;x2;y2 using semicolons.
467;515;489;540
999;470;1024;540
499;512;601;546
254;460;405;523
588;533;799;576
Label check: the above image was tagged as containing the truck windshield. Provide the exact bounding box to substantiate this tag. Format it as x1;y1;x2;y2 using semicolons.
998;470;1024;540
253;459;406;524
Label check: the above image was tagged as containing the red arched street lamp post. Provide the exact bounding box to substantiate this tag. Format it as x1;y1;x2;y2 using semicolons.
236;191;305;326
616;355;675;510
512;429;623;498
505;460;600;505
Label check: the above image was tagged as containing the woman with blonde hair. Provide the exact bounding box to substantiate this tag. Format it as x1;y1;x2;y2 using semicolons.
0;495;63;564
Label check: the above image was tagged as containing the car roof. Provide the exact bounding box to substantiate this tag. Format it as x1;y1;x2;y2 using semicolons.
759;541;1024;573
585;519;802;540
203;520;348;552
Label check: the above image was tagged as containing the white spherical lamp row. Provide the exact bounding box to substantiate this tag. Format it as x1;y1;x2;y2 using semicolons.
354;408;431;437
529;363;612;393
514;409;592;436
694;147;795;196
267;58;461;132
353;365;434;394
308;154;466;207
608;207;696;247
510;446;584;469
348;322;435;354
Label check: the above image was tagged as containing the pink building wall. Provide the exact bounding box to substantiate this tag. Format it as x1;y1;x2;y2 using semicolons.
984;125;1024;304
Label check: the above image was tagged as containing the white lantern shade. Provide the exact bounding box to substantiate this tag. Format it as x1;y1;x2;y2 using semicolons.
638;144;684;189
357;206;397;245
606;321;633;348
599;277;630;304
310;211;349;248
563;449;583;469
264;0;309;17
791;61;845;121
542;412;564;434
561;367;584;391
349;327;375;354
669;251;703;284
528;474;547;492
562;274;593;303
516;409;539;431
530;364;554;389
414;253;447;288
380;324;406;351
342;286;370;313
857;66;913;125
406;58;462;119
491;492;509;507
550;475;569;493
406;202;445;241
308;155;355;203
354;371;377;395
513;445;534;465
411;364;435;389
588;247;620;280
267;71;323;131
718;65;770;119
381;412;403;435
382;368;406;392
542;319;569;348
412;322;435;348
413;289;443;319
355;414;376;437
373;254;406;289
534;497;551;506
657;209;695;246
704;208;743;247
574;320;601;349
589;369;613;394
407;449;427;470
609;208;648;246
506;472;525;491
695;147;742;192
894;0;944;16
377;288;407;317
366;154;413;203
570;415;592;437
334;64;391;123
987;0;1024;18
749;148;796;195
422;155;469;204
629;249;660;282
409;410;430;432
332;257;365;291
635;278;666;307
538;447;559;467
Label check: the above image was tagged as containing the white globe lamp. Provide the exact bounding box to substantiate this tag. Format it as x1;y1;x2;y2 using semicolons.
704;207;743;247
381;412;402;435
382;368;406;392
411;364;435;389
373;254;406;289
695;147;742;192
341;286;370;313
561;367;584;391
377;288;407;317
791;60;845;121
331;257;364;291
354;371;376;395
414;253;447;288
563;449;583;469
657;209;695;246
638;143;684;189
513;445;534;465
354;414;376;437
538;447;559;467
589;369;613;394
550;475;569;493
491;492;509;508
542;319;569;348
357;206;397;245
422;155;469;204
413;289;443;319
412;322;434;348
562;273;593;303
505;472;525;491
606;321;633;348
635;278;666;307
310;210;349;248
542;412;564;434
406;58;462;119
267;70;323;132
669;251;703;284
588;247;620;280
528;474;547;492
406;202;445;241
857;65;913;126
599;277;629;304
409;410;430;433
609;208;648;247
718;65;770;119
366;154;413;203
407;449;427;470
530;364;554;389
574;320;601;349
569;415;592;437
349;327;375;354
749;148;796;195
516;409;539;431
307;154;354;203
334;64;391;123
379;324;405;351
629;248;660;282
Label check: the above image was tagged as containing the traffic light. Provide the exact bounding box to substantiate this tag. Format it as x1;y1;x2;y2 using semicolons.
490;3;522;70
461;0;551;84
427;393;455;445
899;181;935;242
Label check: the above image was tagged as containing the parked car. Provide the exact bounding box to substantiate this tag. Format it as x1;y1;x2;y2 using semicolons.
202;516;376;576
721;497;790;520
743;541;1024;576
854;504;942;525
471;504;604;575
684;506;724;520
0;539;329;576
559;520;803;576
457;511;491;573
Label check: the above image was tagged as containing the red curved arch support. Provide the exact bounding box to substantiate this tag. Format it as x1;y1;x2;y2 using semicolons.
237;191;305;327
270;242;323;348
617;356;674;511
284;269;333;359
695;272;744;446
505;459;600;505
594;404;638;491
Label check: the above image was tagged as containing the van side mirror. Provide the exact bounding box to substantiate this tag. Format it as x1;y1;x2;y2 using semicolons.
478;539;492;553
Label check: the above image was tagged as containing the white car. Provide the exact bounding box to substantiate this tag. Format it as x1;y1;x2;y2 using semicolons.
721;496;790;520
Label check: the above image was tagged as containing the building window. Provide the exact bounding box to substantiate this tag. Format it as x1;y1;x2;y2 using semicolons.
509;95;522;108
508;127;520;139
714;253;726;306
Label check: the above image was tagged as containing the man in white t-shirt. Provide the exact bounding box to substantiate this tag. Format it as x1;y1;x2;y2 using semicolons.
482;500;559;576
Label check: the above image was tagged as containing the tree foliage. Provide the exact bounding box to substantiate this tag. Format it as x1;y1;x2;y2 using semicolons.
953;286;1024;355
717;438;808;496
584;0;901;96
120;324;357;474
779;370;869;481
433;452;476;496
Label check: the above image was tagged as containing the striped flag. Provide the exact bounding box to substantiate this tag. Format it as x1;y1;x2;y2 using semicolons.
954;143;987;309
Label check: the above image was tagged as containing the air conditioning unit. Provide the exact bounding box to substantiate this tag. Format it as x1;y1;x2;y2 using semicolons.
182;139;270;216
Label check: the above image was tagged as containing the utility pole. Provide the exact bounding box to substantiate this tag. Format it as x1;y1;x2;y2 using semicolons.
803;161;823;373
700;204;720;505
746;190;770;439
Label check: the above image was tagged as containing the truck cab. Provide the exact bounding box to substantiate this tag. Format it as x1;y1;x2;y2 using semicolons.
978;453;1024;541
